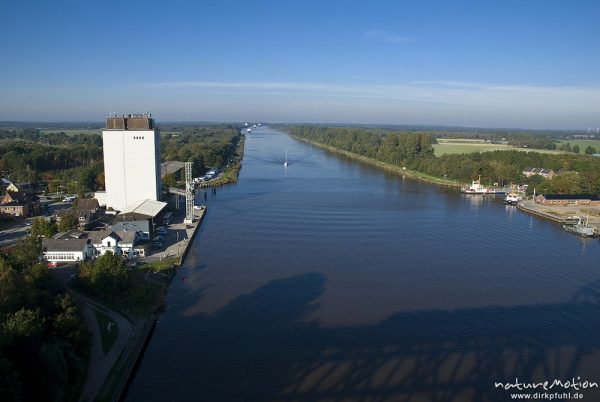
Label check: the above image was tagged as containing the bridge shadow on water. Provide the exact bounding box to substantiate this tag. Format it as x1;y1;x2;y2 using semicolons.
172;273;600;402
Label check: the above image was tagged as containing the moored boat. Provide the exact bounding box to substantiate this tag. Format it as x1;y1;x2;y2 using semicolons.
563;217;597;237
504;192;522;204
461;176;506;195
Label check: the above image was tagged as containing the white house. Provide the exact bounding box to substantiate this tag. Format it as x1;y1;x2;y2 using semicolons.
87;229;146;258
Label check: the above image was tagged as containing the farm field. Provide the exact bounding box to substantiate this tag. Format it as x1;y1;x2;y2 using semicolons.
557;139;600;152
433;139;565;156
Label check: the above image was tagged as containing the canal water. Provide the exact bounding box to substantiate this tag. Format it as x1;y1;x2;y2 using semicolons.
126;128;600;402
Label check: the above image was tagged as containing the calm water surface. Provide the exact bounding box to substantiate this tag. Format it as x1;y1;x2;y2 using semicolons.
126;128;600;402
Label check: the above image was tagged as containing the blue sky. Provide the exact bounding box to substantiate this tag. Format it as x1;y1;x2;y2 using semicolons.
1;0;599;128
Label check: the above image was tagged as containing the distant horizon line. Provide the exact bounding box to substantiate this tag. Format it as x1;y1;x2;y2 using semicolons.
0;119;593;132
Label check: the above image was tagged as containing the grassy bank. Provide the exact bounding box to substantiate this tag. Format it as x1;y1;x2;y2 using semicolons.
94;309;119;354
290;135;464;188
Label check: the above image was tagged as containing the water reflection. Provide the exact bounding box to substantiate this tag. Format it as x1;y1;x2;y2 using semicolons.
126;128;600;402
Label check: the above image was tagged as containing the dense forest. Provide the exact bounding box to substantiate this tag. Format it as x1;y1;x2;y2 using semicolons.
286;125;600;194
160;124;242;177
0;124;242;194
0;238;90;401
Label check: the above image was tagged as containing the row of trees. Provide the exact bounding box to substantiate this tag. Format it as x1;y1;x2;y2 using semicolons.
557;142;598;155
287;125;436;163
0;238;90;401
160;125;242;177
286;126;600;194
30;215;78;238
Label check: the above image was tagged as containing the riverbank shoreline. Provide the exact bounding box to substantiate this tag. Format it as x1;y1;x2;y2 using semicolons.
112;207;206;401
517;200;600;233
289;135;464;188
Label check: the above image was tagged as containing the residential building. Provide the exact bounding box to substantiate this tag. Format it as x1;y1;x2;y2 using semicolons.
0;191;40;217
522;167;555;179
6;182;35;195
97;113;161;211
87;229;148;258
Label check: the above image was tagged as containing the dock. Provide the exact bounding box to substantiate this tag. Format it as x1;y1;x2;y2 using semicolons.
517;200;600;233
110;207;206;402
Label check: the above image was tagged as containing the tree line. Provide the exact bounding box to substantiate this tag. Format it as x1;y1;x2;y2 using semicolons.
0;125;242;193
160;125;242;177
285;125;600;194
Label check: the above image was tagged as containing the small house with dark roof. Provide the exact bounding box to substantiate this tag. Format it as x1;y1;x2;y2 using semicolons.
535;194;600;206
74;198;101;215
6;182;35;195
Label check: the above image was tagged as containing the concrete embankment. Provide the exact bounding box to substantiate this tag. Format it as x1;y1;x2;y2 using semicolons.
517;200;600;232
114;208;206;401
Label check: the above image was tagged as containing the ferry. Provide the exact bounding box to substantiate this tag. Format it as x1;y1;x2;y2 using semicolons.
460;176;506;195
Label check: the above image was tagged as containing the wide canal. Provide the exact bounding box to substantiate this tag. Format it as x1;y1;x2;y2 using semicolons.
126;127;600;401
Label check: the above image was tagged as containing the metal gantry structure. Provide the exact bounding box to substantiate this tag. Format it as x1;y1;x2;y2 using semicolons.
184;161;194;223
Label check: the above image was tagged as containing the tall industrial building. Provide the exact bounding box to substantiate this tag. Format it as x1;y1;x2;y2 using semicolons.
101;114;161;211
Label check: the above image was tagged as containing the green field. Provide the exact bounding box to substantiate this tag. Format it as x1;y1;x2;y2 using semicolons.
434;139;566;156
557;139;600;153
433;142;510;155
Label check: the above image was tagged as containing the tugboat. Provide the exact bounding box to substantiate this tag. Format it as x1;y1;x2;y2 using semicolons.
461;176;506;195
563;217;596;237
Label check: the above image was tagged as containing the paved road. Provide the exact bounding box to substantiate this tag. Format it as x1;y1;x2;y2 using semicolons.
53;265;135;402
0;223;28;247
74;289;133;402
0;200;74;248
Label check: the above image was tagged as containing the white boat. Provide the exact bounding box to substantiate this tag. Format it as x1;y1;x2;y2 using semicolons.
563;217;596;237
460;176;506;194
504;193;522;204
283;148;288;167
246;128;251;133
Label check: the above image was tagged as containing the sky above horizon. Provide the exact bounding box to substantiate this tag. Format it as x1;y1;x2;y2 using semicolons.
1;0;599;129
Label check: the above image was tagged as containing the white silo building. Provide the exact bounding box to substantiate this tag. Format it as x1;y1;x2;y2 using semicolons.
99;113;161;211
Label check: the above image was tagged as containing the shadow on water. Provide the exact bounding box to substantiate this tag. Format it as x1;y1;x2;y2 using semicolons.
144;274;600;402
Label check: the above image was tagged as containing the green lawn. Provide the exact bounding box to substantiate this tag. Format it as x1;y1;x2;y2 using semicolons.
94;309;119;355
433;143;510;155
137;257;179;273
434;141;566;156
